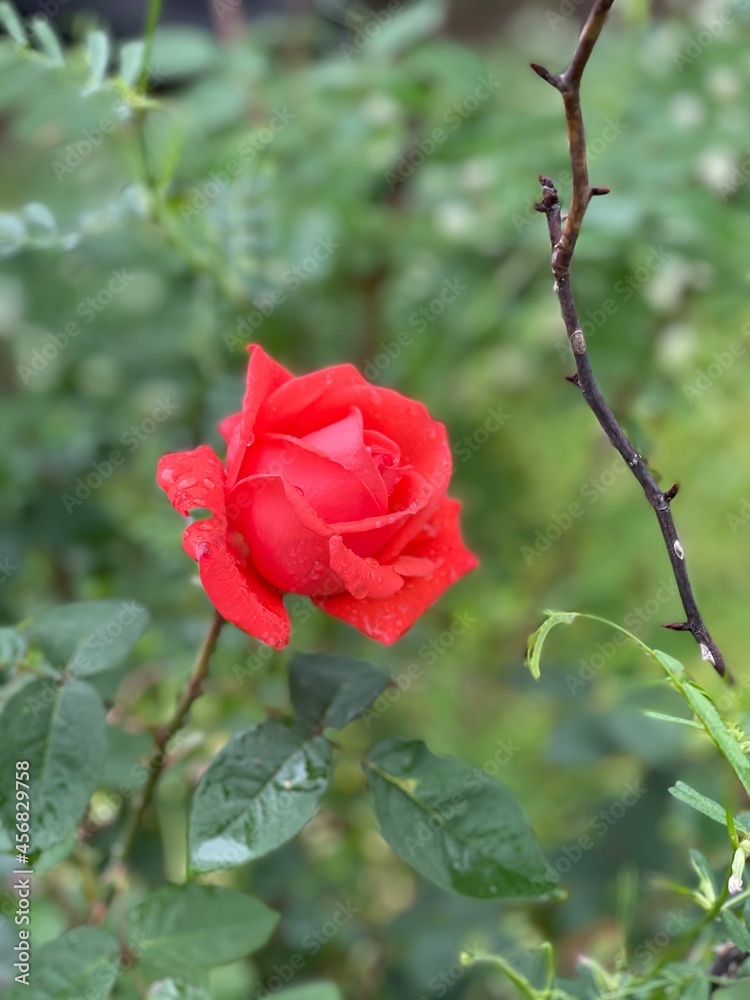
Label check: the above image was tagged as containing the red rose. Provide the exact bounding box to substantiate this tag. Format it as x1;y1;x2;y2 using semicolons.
157;345;477;648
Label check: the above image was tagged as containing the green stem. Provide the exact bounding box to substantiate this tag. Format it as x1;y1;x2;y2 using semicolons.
138;0;164;94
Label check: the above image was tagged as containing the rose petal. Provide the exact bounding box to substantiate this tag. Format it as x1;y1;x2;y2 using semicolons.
223;345;293;490
317;498;478;644
157;447;290;647
239;433;385;522
259;365;452;556
391;555;436;578
330;469;431;557
328;535;404;600
260;364;451;494
229;475;343;597
302;408;388;510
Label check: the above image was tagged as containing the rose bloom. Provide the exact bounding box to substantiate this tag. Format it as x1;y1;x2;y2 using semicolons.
158;345;477;647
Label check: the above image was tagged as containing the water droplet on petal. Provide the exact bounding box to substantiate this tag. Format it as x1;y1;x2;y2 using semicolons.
202;478;215;489
178;476;197;489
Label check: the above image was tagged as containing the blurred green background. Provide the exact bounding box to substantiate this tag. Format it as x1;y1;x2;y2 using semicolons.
2;0;750;996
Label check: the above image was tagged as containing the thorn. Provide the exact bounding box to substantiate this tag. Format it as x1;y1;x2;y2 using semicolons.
591;187;611;196
661;622;691;632
564;373;580;387
530;63;559;88
663;483;680;503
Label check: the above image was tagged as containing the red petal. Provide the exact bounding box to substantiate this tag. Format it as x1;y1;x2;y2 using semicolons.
239;432;385;523
302;408;388;510
259;365;452;555
316;498;478;644
228;475;340;597
328;536;404;600
224;345;293;490
157;447;290;647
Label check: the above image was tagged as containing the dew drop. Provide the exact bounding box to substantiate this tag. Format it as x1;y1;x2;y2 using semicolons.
202;478;215;489
178;476;197;489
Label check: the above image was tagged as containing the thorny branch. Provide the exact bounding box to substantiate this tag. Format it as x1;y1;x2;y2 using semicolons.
531;0;730;682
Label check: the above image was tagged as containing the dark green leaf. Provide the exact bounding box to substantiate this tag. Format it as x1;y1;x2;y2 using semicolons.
7;927;119;1000
669;781;737;830
32;600;149;676
128;884;279;972
189;719;332;873
0;678;107;850
364;739;559;900
721;909;750;952
289;653;388;729
0;627;26;671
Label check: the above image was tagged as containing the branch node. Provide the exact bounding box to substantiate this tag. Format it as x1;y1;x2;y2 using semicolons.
530;63;561;89
570;329;587;356
663;483;680;503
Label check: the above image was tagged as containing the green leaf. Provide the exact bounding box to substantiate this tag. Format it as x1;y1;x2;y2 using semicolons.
31;599;149;676
652;650;750;797
83;30;109;95
0;678;107;850
644;710;702;730
189;719;332;873
0;627;26;671
669;781;736;829
0;3;27;47
689;848;718;904
8;927;119;1000
525;611;578;679
721;909;750;952
147;981;211;1000
30;16;64;66
364;739;559;900
274;985;343;1000
119;41;145;88
366;0;447;59
128;884;279;973
289;652;389;729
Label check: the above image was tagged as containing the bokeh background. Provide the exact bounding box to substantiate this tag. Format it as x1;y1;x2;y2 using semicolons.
2;0;750;996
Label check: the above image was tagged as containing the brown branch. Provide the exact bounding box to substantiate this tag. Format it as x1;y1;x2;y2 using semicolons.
113;611;225;867
531;0;730;681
